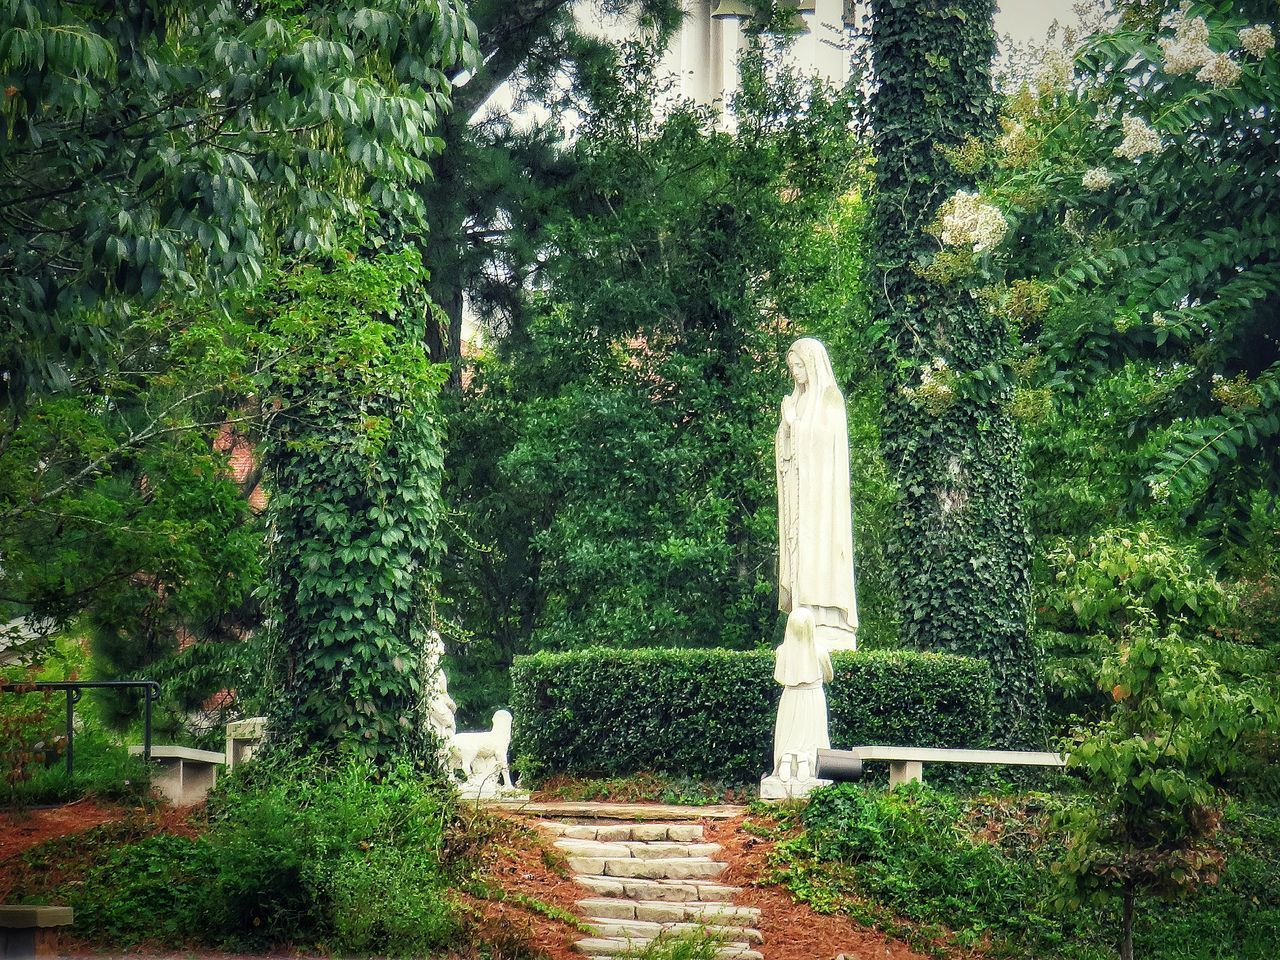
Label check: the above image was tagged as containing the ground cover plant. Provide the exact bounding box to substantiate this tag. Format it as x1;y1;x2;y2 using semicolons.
768;783;1280;960
4;757;465;955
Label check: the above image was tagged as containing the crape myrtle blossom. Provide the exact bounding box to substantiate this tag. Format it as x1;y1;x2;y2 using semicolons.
1239;24;1275;58
1082;167;1114;191
936;190;1009;254
1114;115;1163;160
1159;7;1213;75
1197;51;1242;87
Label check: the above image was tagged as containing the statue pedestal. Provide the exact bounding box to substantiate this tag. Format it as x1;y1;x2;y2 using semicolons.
759;773;831;801
457;775;530;801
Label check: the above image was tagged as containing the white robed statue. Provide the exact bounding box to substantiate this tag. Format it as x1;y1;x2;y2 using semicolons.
776;337;859;651
761;608;834;799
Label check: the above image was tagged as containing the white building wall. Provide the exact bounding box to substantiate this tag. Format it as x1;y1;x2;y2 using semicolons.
574;0;851;113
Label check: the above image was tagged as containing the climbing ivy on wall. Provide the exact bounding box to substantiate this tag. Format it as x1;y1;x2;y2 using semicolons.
866;0;1042;744
259;250;448;767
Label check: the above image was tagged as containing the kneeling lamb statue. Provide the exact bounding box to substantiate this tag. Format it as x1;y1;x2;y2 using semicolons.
447;709;517;798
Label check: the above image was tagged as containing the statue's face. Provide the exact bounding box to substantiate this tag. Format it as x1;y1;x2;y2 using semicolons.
787;353;807;385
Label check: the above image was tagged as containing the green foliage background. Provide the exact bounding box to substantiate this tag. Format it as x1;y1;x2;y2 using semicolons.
439;38;897;723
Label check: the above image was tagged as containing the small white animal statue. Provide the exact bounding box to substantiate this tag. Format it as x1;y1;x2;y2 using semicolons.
447;708;516;797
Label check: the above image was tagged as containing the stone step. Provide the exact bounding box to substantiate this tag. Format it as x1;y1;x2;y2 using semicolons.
576;898;761;925
585;856;724;881
556;838;723;860
575;875;742;903
539;821;705;843
584;917;764;944
574;936;762;959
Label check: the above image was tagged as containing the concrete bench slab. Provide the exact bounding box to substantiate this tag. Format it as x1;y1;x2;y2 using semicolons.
820;746;1066;787
129;744;226;805
0;905;73;960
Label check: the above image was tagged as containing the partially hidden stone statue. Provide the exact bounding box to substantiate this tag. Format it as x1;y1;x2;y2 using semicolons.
425;630;457;742
761;608;833;800
776;337;859;651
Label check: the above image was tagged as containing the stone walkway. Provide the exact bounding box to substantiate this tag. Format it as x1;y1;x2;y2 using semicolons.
536;818;764;959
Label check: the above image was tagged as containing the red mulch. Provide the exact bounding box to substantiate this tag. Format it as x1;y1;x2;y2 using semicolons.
0;799;127;862
465;814;589;960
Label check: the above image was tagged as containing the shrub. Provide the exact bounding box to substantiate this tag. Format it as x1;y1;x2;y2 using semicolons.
203;756;461;954
11;729;151;807
30;757;462;955
71;833;215;946
776;786;1280;960
510;647;994;783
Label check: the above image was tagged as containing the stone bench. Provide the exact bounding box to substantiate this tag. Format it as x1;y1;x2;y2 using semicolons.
817;745;1066;787
128;744;225;805
225;716;267;770
0;905;73;959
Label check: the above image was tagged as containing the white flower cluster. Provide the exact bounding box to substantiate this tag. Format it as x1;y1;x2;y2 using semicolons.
1035;49;1072;92
1240;24;1275;58
1158;7;1212;75
1082;167;1114;191
937;190;1008;254
901;358;956;416
1114;115;1162;160
1197;51;1242;87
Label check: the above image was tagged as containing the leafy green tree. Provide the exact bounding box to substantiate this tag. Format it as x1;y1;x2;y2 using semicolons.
865;0;1041;744
439;40;883;719
1039;525;1235;719
0;0;473;736
1;0;474;402
1057;606;1276;960
984;0;1280;558
419;0;681;381
258;250;449;765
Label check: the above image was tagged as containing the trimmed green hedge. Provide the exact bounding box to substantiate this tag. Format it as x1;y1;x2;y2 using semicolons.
510;647;994;783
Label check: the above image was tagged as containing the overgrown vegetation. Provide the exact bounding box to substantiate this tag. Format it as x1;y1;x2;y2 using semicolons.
866;0;1042;746
7;758;464;955
769;784;1280;960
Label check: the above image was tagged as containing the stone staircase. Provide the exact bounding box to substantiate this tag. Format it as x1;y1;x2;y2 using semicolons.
537;820;764;959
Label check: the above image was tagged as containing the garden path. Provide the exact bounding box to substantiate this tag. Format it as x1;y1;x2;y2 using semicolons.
491;803;933;960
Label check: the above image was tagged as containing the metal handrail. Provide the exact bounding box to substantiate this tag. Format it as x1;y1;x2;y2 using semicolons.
0;679;160;777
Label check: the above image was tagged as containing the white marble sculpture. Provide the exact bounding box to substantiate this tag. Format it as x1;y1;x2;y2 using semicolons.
425;630;457;742
776;337;859;652
761;608;833;800
448;709;524;799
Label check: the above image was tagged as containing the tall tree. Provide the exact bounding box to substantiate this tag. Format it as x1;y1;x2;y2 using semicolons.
438;37;879;719
866;0;1042;743
420;0;682;383
0;2;474;757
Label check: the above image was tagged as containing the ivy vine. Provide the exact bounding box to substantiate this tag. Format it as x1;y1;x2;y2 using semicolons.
258;249;448;768
866;0;1043;745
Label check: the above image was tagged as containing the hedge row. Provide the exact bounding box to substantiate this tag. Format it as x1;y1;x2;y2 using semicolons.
509;647;994;783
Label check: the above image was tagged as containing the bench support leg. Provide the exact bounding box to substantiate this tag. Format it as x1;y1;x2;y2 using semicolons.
889;760;923;787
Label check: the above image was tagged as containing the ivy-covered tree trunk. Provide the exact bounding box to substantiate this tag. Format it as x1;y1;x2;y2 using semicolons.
867;0;1042;744
261;251;448;766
